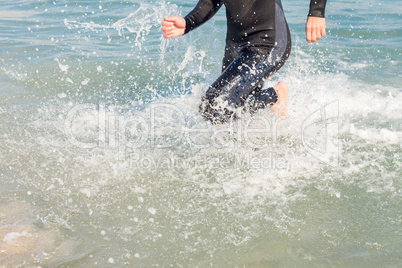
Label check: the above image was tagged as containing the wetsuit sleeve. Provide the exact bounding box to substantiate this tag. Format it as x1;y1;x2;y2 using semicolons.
184;0;223;34
308;0;327;18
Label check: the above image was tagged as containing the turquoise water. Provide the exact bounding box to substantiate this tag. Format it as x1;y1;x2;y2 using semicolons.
0;0;401;266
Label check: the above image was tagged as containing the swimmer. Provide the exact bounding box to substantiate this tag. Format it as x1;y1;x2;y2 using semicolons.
161;0;327;123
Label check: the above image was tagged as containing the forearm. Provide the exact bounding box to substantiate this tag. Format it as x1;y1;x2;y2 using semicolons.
308;0;327;18
184;0;223;34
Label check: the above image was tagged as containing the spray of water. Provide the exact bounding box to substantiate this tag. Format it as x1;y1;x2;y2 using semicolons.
0;0;400;266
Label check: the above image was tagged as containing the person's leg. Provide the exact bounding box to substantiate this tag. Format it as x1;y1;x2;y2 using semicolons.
243;0;292;119
265;0;292;119
221;45;245;73
199;46;276;124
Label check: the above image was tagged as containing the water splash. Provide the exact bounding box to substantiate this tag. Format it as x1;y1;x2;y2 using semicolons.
1;0;401;266
64;2;179;51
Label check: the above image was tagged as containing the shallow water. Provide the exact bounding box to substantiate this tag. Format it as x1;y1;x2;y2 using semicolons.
0;0;401;267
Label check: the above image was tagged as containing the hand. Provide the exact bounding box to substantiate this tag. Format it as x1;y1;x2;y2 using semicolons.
305;17;326;43
161;16;186;39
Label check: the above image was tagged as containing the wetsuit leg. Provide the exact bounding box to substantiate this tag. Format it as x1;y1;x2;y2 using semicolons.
199;47;275;123
245;0;292;114
221;45;243;73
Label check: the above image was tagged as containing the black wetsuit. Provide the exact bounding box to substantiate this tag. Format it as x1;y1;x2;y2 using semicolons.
184;0;327;123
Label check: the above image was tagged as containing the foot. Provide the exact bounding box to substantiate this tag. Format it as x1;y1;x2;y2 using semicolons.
270;82;288;120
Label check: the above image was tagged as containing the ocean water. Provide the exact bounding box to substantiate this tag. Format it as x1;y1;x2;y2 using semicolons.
0;0;401;267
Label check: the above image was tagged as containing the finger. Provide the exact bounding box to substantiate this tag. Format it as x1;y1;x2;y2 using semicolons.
164;16;178;23
163;31;172;39
321;25;326;37
161;25;173;32
163;32;174;39
311;28;317;43
161;21;173;27
166;31;175;38
162;28;175;38
306;27;312;43
316;29;321;41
